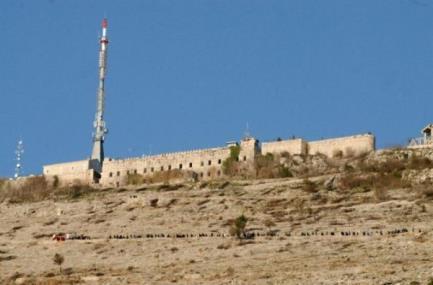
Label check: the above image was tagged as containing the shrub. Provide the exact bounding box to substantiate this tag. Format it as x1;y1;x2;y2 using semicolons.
52;175;59;188
374;187;388;202
53;253;64;273
254;153;293;179
332;149;343;159
2;176;50;203
345;147;355;158
229;214;248;239
60;184;93;200
302;179;318;193
280;151;291;158
222;145;242;176
126;173;145;185
408;156;432;170
338;174;375;191
229;145;241;160
0;179;6;191
278;166;292;178
148;170;184;184
263;218;276;230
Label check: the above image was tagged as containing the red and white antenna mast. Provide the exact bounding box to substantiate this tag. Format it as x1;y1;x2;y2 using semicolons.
90;18;109;181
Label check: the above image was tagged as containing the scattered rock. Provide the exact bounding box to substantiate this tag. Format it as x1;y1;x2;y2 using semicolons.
149;198;159;207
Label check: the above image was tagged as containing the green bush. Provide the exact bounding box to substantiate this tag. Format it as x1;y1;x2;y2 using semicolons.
278;166;292;178
229;214;248;239
229;145;240;160
53;253;64;273
222;145;241;176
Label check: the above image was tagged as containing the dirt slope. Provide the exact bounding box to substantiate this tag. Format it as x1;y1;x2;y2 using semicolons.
0;176;432;284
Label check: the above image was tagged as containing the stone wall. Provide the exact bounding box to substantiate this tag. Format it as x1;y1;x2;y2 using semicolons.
42;134;375;187
308;134;375;157
43;160;94;186
261;138;307;156
100;146;231;187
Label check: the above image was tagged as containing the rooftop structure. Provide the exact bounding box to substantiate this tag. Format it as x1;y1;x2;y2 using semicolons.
408;124;433;148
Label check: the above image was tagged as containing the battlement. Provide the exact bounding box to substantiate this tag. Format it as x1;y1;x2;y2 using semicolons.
106;145;230;163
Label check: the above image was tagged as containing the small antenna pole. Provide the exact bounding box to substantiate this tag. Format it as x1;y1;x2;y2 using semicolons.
244;122;251;139
14;139;24;179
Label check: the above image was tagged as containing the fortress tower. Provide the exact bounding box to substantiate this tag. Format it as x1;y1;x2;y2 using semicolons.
90;18;109;182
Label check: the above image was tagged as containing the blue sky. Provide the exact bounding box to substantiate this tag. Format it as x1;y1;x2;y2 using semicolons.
1;0;433;177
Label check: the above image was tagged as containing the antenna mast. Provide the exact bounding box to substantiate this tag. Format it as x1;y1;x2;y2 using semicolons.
90;18;109;181
14;140;24;179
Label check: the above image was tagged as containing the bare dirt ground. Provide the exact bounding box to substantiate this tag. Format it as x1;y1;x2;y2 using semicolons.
0;177;432;285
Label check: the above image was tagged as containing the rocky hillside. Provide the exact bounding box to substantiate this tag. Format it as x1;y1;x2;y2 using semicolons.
0;148;433;284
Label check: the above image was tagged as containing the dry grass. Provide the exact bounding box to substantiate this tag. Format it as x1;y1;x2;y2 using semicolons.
254;154;293;179
0;176;49;203
0;177;95;203
126;170;189;186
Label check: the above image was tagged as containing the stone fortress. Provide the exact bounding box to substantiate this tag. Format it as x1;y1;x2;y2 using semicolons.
43;133;375;187
42;19;377;187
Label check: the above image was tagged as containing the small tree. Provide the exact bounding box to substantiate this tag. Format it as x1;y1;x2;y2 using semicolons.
53;175;60;188
229;214;248;239
53;253;64;273
222;145;241;176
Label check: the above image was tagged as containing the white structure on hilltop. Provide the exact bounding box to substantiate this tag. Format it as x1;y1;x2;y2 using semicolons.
408;124;433;149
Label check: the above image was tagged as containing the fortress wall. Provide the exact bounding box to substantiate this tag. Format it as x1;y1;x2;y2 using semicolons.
307;134;375;157
41;134;376;187
100;146;232;187
261;139;307;156
43;160;93;185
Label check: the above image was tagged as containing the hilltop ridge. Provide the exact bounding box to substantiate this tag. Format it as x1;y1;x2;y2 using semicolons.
1;147;433;284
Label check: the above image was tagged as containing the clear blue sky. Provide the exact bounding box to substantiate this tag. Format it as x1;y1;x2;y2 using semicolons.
1;0;433;177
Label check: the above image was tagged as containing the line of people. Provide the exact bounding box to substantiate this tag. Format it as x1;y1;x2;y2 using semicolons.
57;227;423;242
299;227;420;237
108;232;229;239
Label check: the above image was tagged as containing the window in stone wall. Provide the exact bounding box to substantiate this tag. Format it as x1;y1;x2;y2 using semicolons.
116;182;120;187
109;172;113;177
143;168;147;174
200;172;203;178
207;172;211;177
208;160;211;166
117;171;120;176
218;159;222;164
151;167;154;172
134;169;137;174
243;156;247;161
189;162;193;168
217;170;221;176
179;164;183;169
168;165;172;170
161;166;164;171
201;161;204;167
